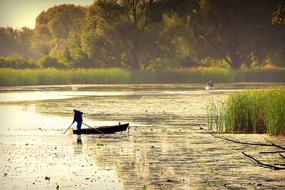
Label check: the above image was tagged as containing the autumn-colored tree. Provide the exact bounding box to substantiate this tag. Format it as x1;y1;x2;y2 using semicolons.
34;4;87;58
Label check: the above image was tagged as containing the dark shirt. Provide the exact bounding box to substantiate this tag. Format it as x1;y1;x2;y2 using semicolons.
73;110;83;123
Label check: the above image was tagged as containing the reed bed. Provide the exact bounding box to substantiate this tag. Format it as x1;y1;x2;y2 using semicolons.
0;68;130;85
0;67;284;86
207;89;285;135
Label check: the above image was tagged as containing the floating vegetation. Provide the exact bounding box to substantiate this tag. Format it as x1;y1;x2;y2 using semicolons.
207;89;285;135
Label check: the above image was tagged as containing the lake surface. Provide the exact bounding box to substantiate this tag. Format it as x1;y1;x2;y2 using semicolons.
0;83;284;189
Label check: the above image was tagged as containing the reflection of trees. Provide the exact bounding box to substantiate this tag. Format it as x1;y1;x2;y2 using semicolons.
87;128;202;189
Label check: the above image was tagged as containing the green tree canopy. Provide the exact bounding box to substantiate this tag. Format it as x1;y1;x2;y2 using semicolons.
0;0;284;69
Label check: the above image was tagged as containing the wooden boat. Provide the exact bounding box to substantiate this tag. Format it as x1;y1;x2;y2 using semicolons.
73;123;129;135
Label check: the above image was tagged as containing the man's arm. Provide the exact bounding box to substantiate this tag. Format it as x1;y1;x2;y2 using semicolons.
72;115;76;123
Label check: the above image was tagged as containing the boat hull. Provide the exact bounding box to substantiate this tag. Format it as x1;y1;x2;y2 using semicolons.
73;123;129;135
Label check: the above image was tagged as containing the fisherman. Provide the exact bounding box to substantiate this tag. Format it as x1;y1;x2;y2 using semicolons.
73;109;83;130
72;109;83;143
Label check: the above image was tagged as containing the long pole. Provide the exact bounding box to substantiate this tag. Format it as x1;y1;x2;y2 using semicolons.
83;122;104;135
63;123;73;134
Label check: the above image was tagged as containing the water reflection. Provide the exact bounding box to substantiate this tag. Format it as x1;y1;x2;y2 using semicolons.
77;135;82;145
0;84;284;189
86;124;285;189
85;125;194;189
73;137;83;154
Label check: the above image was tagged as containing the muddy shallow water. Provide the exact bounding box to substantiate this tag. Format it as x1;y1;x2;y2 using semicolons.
0;83;284;189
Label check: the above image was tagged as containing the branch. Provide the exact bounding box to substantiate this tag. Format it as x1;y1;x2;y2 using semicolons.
242;152;285;170
202;128;272;146
259;151;285;154
275;163;285;166
137;2;146;22
265;138;285;151
202;128;285;150
279;154;285;159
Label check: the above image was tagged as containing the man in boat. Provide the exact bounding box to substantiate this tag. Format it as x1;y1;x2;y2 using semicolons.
72;109;83;143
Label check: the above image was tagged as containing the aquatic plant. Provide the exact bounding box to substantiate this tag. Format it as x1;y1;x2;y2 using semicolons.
0;68;130;85
207;89;285;135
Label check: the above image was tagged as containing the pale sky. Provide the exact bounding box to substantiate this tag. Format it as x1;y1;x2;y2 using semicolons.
0;0;94;29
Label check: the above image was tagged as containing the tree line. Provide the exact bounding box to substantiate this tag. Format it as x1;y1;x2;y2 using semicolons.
0;0;285;69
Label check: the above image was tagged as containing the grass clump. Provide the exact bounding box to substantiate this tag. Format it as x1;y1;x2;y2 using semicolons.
207;89;285;135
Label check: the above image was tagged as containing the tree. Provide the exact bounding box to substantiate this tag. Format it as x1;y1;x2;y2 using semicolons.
34;4;87;58
159;13;199;68
271;2;285;67
38;54;65;68
2;0;285;69
272;4;285;25
118;0;163;69
191;0;283;69
80;0;165;69
0;55;37;68
0;27;35;58
0;27;18;56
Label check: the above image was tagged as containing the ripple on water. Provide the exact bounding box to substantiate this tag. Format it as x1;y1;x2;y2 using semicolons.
0;84;285;189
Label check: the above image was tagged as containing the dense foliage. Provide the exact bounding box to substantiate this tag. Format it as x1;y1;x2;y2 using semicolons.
0;55;37;68
0;0;285;69
38;54;66;68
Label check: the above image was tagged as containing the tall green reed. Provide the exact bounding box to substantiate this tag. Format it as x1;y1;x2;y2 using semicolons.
0;67;284;86
207;89;285;135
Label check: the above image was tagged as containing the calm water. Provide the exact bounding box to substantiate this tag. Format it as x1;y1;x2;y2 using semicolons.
0;83;284;189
